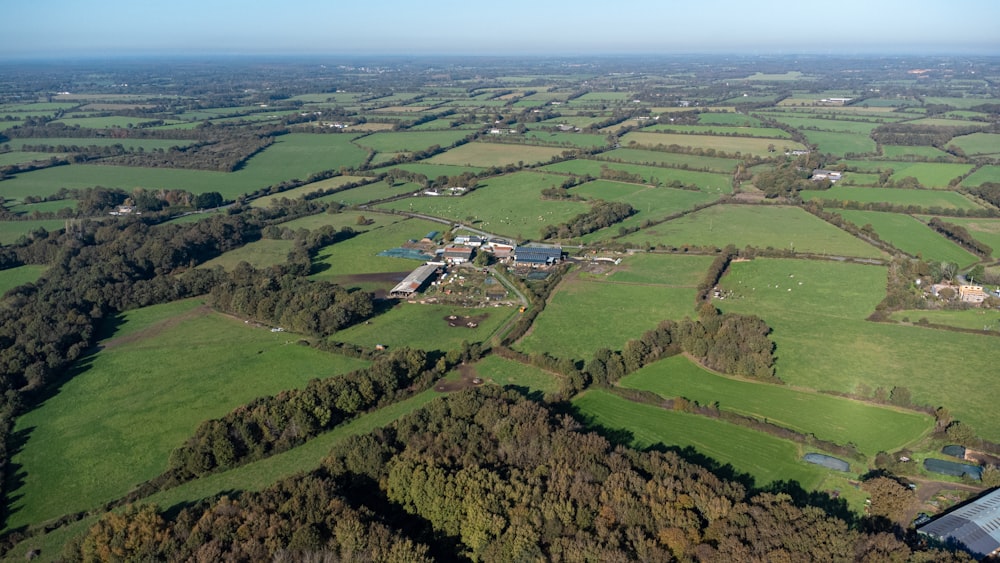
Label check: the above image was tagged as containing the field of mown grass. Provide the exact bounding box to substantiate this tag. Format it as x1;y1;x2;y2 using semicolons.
880;145;954;160
320;181;423;206
277;209;405;233
595;253;716;286
839;161;975;188
371;162;485;178
622;131;806;157
426;142;566;167
523;131;610;148
250;175;368;207
890;309;1000;331
308;217;444;283
697;113;763;126
620;355;933;455
621;205;884;258
0;219;70;245
0;264;47;295
471;355;562;394
594;148;739;173
800;186;982;210
644;125;792;138
572;390;827;489
759;115;882;135
377;171;590;241
833;210;979;266
196;239;295;271
351;130;472;153
962;165;1000;187
332;303;515;352
948;133;1000;156
717;258;1000;442
516;274;699;360
800;130;877;156
931;216;1000;259
571;181;719;243
540;159;733;193
7;299;369;531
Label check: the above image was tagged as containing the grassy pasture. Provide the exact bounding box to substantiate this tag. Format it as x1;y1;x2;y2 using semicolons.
621;205;884;258
588;252;715;286
594;148;739;173
523;131;609;148
250;175;368;207
697;113;763;126
372;162;485;178
517;272;699;360
278;210;405;233
50;116;171;128
800;130;876;156
426;142;566;167
880;145;954;160
7;299;369;531
0;102;80;113
540;159;733;193
962;166;1000;187
308;216;444;283
644;125;791;138
4;199;77;216
923;97;997;109
906;118;988;128
834;210;978;267
800;186;981;211
884;163;975;188
948;133;1000;157
573;390;826;489
197;239;294;270
622;131;806;157
377;172;590;241
761;115;882;135
620;355;932;455
837;173;880;186
7;138;196;151
717;258;1000;442
351;130;472;153
933;217;1000;259
471;355;562;395
332;303;515;352
540;116;610;128
570;182;717;243
0;152;65;167
0;219;69;244
721;95;778;105
0;264;46;295
890;309;1000;332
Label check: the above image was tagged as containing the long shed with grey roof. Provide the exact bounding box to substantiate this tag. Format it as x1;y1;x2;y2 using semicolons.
918;488;1000;559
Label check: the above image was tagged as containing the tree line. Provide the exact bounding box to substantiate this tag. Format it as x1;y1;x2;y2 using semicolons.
541;200;635;240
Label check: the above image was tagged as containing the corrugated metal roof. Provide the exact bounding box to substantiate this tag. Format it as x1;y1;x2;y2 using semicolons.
514;246;562;263
918;488;1000;558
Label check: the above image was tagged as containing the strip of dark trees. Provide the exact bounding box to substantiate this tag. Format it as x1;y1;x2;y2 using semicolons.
927;217;993;257
541;200;634;240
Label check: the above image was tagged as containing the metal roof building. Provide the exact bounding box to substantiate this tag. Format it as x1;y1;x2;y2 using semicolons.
918;488;1000;559
513;246;562;266
389;263;439;298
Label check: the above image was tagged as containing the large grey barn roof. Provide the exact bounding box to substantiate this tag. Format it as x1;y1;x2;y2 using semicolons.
514;246;562;263
918;488;1000;559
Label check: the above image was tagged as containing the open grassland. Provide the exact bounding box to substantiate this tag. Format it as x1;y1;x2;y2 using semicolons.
0;102;81;113
837;173;881;186
932;217;1000;259
540;116;609;128
800;130;877;156
472;355;562;395
717;258;1000;442
333;303;515;351
906;117;988;128
800;186;982;210
351;130;472;153
644;125;792;138
572;182;717;243
7;138;196;151
621;205;884;258
278;209;405;232
621;355;933;455
0;134;369;202
426;142;566;167
0;265;47;295
881;163;975;188
0;152;67;166
697;113;763;126
523;131;609;148
309;217;444;282
834;210;979;266
880;145;955;160
622;131;806;157
948;133;1000;156
572;390;827;489
594;148;739;173
517;275;698;360
7;299;369;531
541;159;733;193
377;171;590;240
51;116;173;128
320;181;422;206
250;176;367;207
0;219;70;245
4;199;76;216
372;162;485;178
761;115;882;135
962;166;1000;187
589;253;716;286
890;309;1000;332
196;239;294;270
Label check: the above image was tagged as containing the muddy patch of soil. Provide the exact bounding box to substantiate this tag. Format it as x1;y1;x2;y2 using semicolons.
434;364;483;392
443;313;488;328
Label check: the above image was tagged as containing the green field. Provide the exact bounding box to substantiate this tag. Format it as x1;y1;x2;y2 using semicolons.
197;238;295;270
7;138;196;152
7;299;369;530
621;205;884;258
593;253;716;286
51;115;171;128
320;180;422;206
890;309;1000;331
697;113;763;126
934;217;1000;259
948;133;1000;157
0;219;70;244
594;148;739;173
426;142;566;167
620;355;933;455
572;181;719;242
250;176;368;207
371;162;485;178
332;303;515;352
278;209;405;233
4;199;77;216
622;131;806;157
540;159;733;193
962;166;1000;187
717;258;1000;442
644;125;792;138
761;115;882;135
884;163;975;188
524;131;610;148
352;130;472;153
471;355;562;394
573;390;827;489
834;210;979;266
801;130;877;156
0;264;47;295
880;145;954;160
377;171;590;241
517;273;699;360
800;186;982;210
0;152;66;167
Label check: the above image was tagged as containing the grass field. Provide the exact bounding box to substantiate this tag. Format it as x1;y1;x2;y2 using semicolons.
880;145;954;160
196;239;294;270
4;199;77;216
621;205;884;258
523;131;609;148
644;125;792;139
320;181;423;206
51;116;170;128
0;264;47;295
962;166;1000;187
833;210;979;266
250;176;368;207
620;355;933;455
800;186;982;211
622;131;806;157
594;148;739;173
332;302;515;351
572;181;719;242
801;130;877;157
351;130;472;153
540;159;733;193
377;171;590;240
572;390;827;489
471;355;562;394
426;142;566;167
0;219;70;244
717;258;1000;442
516;272;699;360
6;138;196;152
947;133;1000;157
0;152;67;167
890;309;1000;332
7;299;369;531
932;217;1000;259
761;115;882;135
884;163;975;188
698;113;763;126
593;253;716;286
371;162;485;178
278;209;405;233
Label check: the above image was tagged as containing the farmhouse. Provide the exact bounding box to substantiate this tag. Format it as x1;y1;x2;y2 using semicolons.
917;488;1000;559
441;246;474;264
811;169;843;182
513;246;562;267
959;284;987;304
454;235;485;247
389;263;440;298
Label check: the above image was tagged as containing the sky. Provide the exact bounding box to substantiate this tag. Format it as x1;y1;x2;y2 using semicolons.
3;0;998;59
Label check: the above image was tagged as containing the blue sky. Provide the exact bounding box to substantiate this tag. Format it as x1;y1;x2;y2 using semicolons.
3;0;998;58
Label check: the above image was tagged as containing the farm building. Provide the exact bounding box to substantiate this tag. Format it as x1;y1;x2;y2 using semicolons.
923;458;982;480
811;169;843;182
959;285;987;304
421;231;439;243
513;246;562;267
917;488;1000;559
389;263;440;298
454;235;485;247
441;246;474;264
